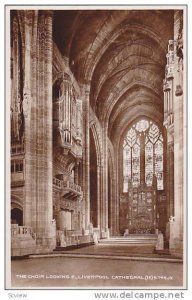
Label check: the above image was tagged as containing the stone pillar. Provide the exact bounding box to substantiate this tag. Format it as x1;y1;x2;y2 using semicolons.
97;163;101;230
82;86;90;229
22;10;55;252
53;191;61;231
22;10;37;229
167;132;174;218
163;39;175;248
11;15;23;143
170;10;184;257
78;161;85;229
116;146;120;235
100;128;109;238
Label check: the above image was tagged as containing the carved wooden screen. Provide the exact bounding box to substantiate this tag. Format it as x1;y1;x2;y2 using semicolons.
128;181;157;234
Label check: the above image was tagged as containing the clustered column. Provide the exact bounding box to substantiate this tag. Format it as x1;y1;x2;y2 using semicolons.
163;40;175;223
163;11;184;257
22;10;55;251
82;85;90;229
172;10;184;256
101;127;109;237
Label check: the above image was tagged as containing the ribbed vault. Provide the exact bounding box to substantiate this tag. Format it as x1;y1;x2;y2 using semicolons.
53;9;174;145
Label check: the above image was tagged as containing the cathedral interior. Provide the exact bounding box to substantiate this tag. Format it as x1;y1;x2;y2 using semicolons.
10;8;184;266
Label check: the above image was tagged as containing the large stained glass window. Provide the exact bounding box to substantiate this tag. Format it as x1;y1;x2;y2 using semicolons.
123;119;164;192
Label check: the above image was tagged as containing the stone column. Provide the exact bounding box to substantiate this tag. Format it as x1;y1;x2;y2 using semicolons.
36;11;55;250
100;128;109;238
170;10;184;257
53;191;61;231
163;39;175;247
167;132;174;218
22;11;55;252
22;10;37;229
78;161;85;229
116;145;120;235
97;163;101;230
82;86;90;229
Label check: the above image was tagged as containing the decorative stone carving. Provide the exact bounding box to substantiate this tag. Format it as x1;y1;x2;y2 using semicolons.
11;16;24;142
11;95;23;141
169;215;175;223
124;229;129;236
63;72;71;81
127;180;157;234
175;84;183;96
175;12;183;74
176;33;183;67
23;87;32;118
163;79;171;92
164;40;175;81
163;40;176;127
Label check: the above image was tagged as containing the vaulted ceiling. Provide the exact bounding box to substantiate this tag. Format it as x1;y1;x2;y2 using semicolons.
53;9;174;144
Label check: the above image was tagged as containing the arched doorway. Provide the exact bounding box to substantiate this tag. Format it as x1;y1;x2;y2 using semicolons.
11;208;23;226
89;128;98;227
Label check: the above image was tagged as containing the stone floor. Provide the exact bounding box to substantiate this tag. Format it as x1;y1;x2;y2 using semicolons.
11;244;183;288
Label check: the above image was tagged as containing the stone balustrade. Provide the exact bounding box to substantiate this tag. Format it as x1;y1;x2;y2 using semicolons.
67;181;81;193
11;224;36;240
53;176;82;196
53;177;62;188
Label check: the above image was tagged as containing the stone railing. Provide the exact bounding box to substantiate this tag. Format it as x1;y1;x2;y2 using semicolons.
11;224;36;240
53;177;62;188
53;177;82;196
67;181;81;193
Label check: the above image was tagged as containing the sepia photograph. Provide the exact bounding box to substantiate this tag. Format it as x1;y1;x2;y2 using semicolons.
5;4;187;290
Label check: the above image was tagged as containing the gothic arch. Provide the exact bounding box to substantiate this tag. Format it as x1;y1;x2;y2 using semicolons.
11;194;23;226
11;194;23;210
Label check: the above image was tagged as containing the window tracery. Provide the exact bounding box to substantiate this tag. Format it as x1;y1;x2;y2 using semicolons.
123;119;164;192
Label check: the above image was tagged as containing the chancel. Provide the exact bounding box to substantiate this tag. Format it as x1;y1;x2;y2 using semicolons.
10;8;184;264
